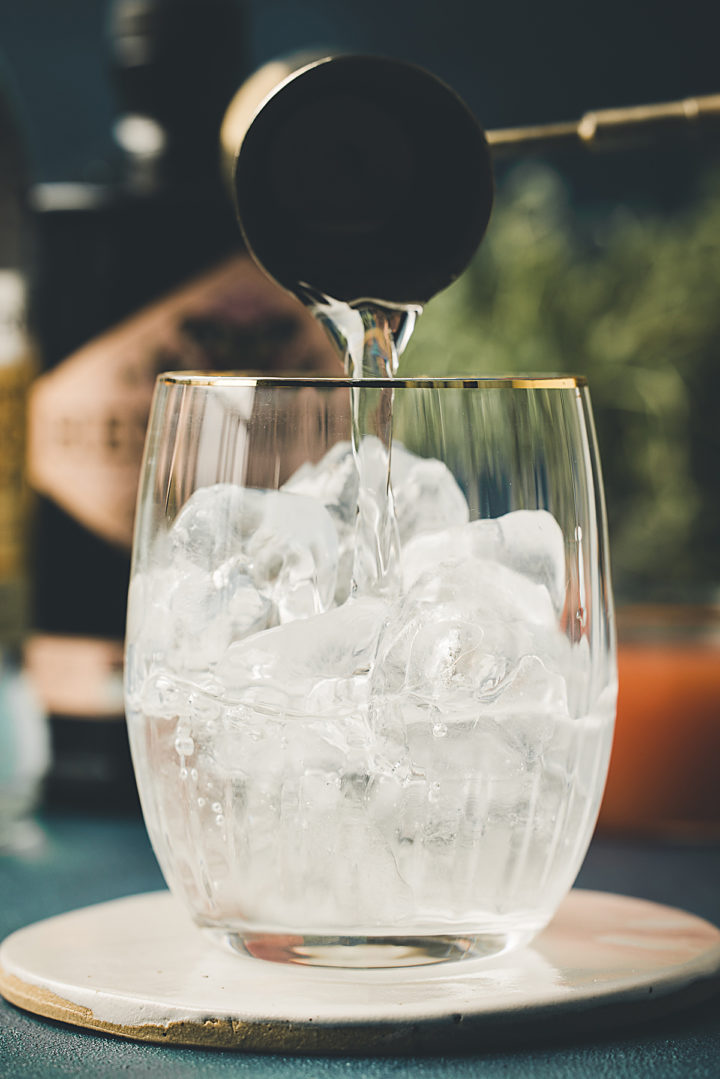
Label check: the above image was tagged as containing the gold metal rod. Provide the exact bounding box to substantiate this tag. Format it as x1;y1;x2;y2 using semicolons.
486;93;720;157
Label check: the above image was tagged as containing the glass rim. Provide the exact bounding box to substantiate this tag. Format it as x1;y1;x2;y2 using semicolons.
157;371;587;390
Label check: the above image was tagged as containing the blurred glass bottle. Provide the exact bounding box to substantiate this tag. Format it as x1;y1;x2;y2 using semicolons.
25;0;247;810
0;61;49;848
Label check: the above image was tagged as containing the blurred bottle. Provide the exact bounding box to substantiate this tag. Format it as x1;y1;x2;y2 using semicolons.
0;63;49;848
26;10;340;811
25;0;247;810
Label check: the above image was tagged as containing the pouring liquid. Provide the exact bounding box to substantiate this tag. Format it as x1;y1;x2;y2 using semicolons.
304;292;421;597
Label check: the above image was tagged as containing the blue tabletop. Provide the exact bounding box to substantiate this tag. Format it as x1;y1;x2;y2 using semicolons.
1;814;719;1078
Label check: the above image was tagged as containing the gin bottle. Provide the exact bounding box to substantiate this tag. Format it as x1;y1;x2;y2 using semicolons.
26;0;245;809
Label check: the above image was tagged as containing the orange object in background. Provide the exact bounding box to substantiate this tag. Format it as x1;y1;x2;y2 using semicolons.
598;606;720;837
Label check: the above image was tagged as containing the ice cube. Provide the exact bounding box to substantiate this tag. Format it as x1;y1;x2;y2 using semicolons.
169;484;339;621
389;442;469;541
245;496;339;620
214;557;276;639
396;555;558;647
283;443;358;604
282;438;470;600
285;437;395;601
282;440;359;526
370;558;568;771
403;509;566;612
127;558;276;677
216;596;388;718
496;510;566;611
125;566;181;685
354;436;469;544
169;484;260;568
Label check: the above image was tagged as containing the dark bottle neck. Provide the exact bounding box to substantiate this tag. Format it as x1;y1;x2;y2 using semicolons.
0;73;32;271
107;0;245;194
112;111;226;195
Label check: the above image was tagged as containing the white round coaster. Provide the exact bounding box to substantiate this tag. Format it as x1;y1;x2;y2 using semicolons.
1;889;719;1053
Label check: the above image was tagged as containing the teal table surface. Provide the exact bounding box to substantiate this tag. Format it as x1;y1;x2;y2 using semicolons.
1;813;719;1078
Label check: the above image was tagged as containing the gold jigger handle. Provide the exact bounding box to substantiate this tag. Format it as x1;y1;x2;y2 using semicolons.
487;94;720;156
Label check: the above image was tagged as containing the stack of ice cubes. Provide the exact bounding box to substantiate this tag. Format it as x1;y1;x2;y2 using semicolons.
126;434;619;928
129;437;578;762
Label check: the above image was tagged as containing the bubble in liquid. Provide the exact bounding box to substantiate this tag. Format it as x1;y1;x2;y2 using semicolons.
174;735;195;757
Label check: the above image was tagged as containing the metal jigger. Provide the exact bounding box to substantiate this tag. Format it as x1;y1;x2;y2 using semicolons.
229;55;494;309
227;53;720;309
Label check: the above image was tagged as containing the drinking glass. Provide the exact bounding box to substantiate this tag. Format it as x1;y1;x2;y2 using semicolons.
125;373;616;968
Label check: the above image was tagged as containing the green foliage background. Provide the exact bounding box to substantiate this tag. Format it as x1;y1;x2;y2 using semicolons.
400;166;720;602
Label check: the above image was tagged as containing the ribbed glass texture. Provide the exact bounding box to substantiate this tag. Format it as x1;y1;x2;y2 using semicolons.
125;375;616;965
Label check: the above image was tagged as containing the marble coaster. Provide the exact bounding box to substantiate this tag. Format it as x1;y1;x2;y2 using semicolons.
1;889;719;1054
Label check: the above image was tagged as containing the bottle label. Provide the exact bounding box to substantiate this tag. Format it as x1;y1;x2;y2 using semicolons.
24;634;125;718
27;255;339;549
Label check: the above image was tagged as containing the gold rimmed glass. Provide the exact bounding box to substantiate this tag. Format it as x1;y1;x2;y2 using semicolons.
125;373;616;968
